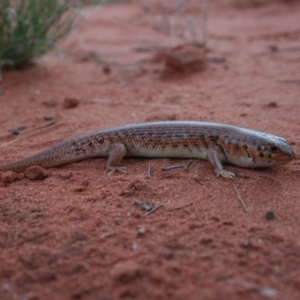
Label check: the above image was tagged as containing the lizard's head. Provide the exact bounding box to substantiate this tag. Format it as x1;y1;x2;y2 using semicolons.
226;131;295;168
243;133;295;167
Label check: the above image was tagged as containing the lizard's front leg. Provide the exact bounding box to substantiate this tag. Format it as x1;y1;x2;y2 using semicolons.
106;143;127;176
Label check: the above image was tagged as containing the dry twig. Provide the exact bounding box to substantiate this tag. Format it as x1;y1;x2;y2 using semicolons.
134;198;163;216
233;185;248;213
0;120;58;149
163;159;194;171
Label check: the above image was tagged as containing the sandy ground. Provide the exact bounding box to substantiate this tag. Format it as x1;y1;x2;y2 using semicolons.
1;1;300;299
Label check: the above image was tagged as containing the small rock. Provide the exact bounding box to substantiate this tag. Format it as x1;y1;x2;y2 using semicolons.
110;260;141;281
103;65;111;74
265;211;276;220
156;44;208;76
1;171;19;184
138;227;146;235
130;180;146;191
24;166;48;180
73;186;84;193
262;102;278;109
63;97;79;109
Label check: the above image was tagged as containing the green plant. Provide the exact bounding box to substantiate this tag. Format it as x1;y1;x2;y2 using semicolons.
0;0;81;69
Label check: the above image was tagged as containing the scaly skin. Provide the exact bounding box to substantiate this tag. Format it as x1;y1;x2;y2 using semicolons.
0;121;295;178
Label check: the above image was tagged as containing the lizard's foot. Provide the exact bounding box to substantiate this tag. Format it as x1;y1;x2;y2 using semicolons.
106;166;127;177
215;169;235;179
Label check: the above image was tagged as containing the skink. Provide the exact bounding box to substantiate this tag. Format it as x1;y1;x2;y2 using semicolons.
0;121;295;178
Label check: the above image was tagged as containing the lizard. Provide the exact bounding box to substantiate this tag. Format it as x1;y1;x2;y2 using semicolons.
0;121;295;178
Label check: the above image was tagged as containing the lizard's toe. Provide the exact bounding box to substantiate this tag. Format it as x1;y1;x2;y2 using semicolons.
215;169;235;179
106;166;127;177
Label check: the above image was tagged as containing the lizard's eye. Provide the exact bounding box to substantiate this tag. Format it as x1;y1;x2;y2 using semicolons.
268;145;278;153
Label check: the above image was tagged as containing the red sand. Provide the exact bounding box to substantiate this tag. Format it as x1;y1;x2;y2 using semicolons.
1;1;300;299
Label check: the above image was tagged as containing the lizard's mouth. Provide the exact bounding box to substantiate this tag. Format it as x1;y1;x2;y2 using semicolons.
275;150;295;164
